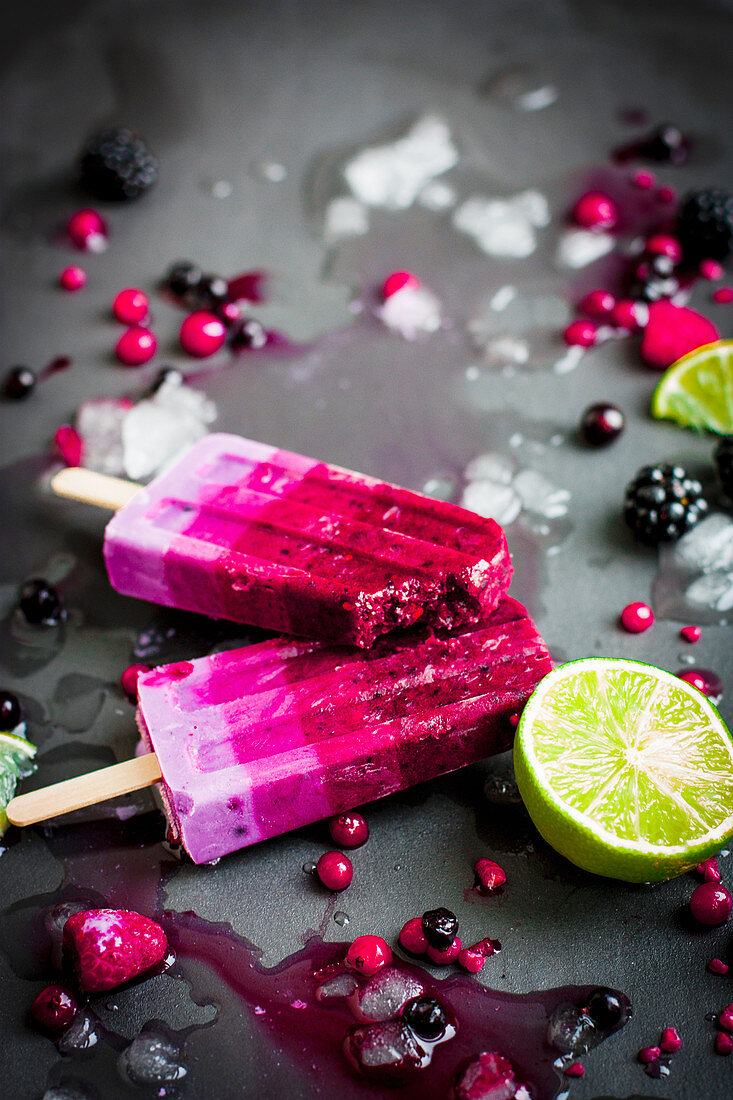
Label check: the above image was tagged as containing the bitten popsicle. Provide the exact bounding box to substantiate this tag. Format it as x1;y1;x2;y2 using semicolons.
6;598;552;862
52;433;512;647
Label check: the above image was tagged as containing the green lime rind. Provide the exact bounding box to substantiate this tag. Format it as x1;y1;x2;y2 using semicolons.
514;658;733;883
651;339;733;434
0;730;37;837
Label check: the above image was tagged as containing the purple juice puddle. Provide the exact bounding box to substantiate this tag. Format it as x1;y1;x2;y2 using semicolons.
2;815;631;1099
227;269;268;303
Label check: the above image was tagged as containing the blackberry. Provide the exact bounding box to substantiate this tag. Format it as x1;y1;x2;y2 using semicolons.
79;127;158;201
165;261;202;299
714;436;733;499
676;189;733;264
623;463;708;546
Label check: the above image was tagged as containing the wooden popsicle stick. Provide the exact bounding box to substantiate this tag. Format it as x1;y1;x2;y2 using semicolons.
51;467;142;511
6;753;163;827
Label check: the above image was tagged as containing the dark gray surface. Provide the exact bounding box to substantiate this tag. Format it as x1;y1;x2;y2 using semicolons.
1;1;732;1097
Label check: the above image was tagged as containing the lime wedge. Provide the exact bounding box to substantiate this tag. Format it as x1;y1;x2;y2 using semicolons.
0;729;37;836
651;339;733;433
514;658;733;882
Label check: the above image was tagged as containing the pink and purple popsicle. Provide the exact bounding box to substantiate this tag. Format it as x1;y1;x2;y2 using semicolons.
137;596;552;863
103;434;512;647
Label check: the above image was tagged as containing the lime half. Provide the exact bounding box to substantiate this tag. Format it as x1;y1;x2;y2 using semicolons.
651;339;733;433
514;658;733;882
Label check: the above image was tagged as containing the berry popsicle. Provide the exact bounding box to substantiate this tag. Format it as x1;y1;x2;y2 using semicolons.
52;433;512;647
6;598;552;862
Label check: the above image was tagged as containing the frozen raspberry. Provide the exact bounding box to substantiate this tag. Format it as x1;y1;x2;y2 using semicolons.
700;259;724;281
346;936;392;978
329;811;369;848
660;1027;681;1053
719;1005;733;1034
572;192;618;230
709;958;729;975
63;909;168;992
680;625;701;644
453;1052;527;1100
697;857;721;883
637;1045;660;1064
579;289;616;318
713;286;733;304
120;663;150;701
475;858;506;891
611;298;647;331
54;425;83;467
398;918;428;956
645;234;682;263
458;946;485;973
632;169;656;190
30;985;78;1034
565;1062;585;1077
59;265;87;291
67;208;107;251
382;271;420;299
563;320;598;347
716;1031;733;1055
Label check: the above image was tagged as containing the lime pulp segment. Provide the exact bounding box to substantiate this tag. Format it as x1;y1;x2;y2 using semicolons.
651;339;733;434
514;659;733;881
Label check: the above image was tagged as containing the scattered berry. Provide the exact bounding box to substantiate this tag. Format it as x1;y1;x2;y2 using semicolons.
469;937;501;958
689;882;733;926
120;663;150;701
700;259;724;281
579;289;616;318
697;857;721;883
585;987;628;1029
0;691;22;731
719;1004;733;1033
660;1027;681;1053
714;436;733;499
645;234;682;264
677;668;723;699
19;579;62;626
63;908;168;992
712;286;733;304
637;1045;660;1065
67;208;107;251
197;273;229;309
657;185;677;204
401;995;449;1040
615;123;689;166
113;288;149;325
474;858;507;892
230;318;268;350
453;1052;526;1100
399;917;429;956
3;366;36;400
623;463;708;546
709;958;729;975
30;985;78;1034
640;301;719;370
680;625;701;644
564;1062;585;1077
458;946;485;973
677;188;733;263
632;169;656;190
421;907;459;952
716;1031;733;1055
329;812;369;849
218;301;242;326
563;320;598;347
581;402;625;447
59;265;87;291
346;936;392;978
53;424;83;467
426;936;461;965
79;127;158;201
316;851;353;891
165;261;202;298
572;192;618;230
382;271;420;299
115;326;157;367
611;298;647;331
620;601;654;634
180;311;227;357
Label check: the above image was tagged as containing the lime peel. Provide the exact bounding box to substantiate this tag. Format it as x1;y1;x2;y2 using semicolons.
514;658;733;882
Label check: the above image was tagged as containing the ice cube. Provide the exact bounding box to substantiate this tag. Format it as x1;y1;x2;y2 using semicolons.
555;229;615;269
422;476;457;501
686;571;733;612
75;397;132;477
513;469;570;518
547;1004;599;1055
453;190;549;258
122;375;217;482
417;180;457;211
464;453;515;485
376;285;442;339
350;966;425;1022
42;1086;97;1100
118;1025;187;1086
314;972;359;1002
676;514;733;573
324;197;370;242
344;115;458;211
56;1011;100;1055
461;481;522;526
343;1020;429;1079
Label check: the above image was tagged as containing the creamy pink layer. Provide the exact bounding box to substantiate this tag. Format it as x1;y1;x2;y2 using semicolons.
136;597;552;863
104;434;512;647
